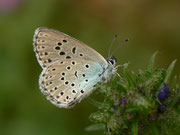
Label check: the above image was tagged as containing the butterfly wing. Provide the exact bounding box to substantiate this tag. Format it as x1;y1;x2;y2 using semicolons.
40;59;103;108
33;27;109;108
33;27;108;68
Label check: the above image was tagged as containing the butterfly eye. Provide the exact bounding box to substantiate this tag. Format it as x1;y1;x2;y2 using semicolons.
110;60;114;65
108;59;116;65
81;90;84;93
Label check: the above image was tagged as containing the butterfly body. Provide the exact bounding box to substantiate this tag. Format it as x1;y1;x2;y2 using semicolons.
33;27;117;108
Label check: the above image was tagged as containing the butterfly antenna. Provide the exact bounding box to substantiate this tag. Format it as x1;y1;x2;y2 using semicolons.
108;34;118;58
110;39;129;58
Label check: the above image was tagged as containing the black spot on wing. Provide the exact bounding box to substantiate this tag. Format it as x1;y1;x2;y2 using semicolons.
72;47;76;54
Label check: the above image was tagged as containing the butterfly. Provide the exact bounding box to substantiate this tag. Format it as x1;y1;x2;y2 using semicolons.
33;27;120;108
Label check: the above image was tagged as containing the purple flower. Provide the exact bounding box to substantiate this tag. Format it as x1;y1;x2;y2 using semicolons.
120;96;126;104
157;92;166;101
115;100;119;105
113;106;117;110
161;82;169;93
157;83;169;101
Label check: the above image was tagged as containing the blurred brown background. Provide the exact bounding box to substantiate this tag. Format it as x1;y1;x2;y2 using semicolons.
0;0;179;135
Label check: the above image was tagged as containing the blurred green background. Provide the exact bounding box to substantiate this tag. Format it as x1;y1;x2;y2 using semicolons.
0;0;179;135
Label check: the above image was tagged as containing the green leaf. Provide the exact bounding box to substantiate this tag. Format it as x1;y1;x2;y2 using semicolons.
150;127;160;135
147;51;158;73
85;123;105;131
172;75;177;89
131;121;138;135
169;96;179;108
123;64;136;88
87;97;103;108
134;73;144;84
164;59;177;84
116;82;127;93
126;107;139;112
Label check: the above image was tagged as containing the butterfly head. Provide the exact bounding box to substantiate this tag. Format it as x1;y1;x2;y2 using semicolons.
107;56;117;66
100;56;117;82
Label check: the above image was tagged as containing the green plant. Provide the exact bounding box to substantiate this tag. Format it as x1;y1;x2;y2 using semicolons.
86;52;180;135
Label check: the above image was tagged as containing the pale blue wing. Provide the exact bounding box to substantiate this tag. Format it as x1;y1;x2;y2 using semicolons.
39;58;103;108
